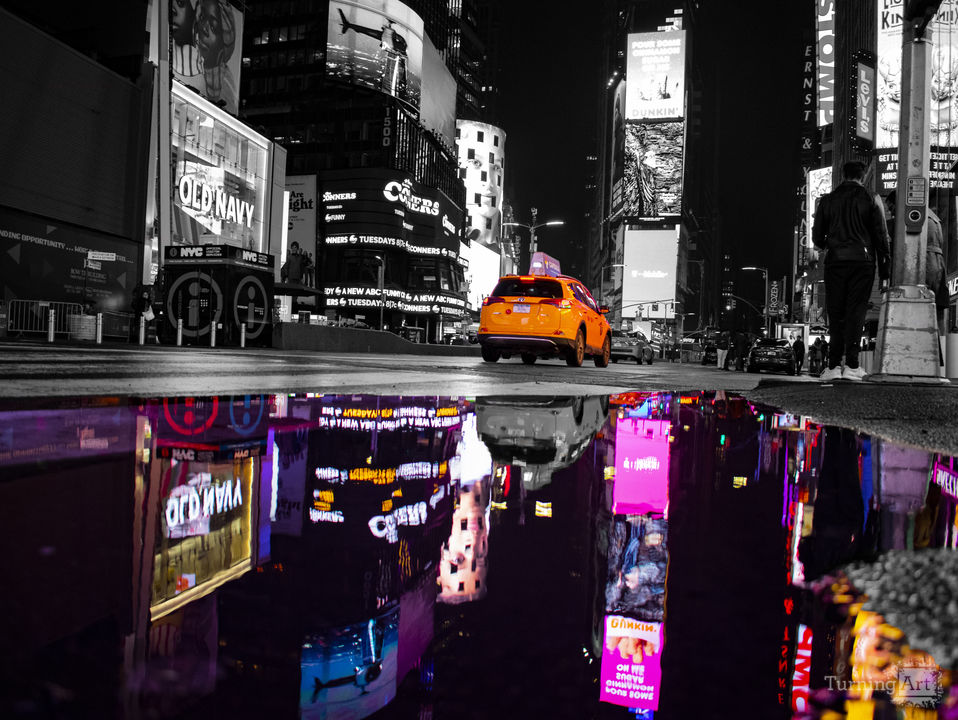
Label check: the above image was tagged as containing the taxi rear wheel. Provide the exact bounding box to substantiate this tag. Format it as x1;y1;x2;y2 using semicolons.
594;333;610;368
481;346;500;362
521;352;537;365
566;329;585;367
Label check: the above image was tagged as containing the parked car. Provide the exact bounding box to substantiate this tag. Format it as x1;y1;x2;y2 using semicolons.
610;329;655;364
478;274;612;367
746;338;798;375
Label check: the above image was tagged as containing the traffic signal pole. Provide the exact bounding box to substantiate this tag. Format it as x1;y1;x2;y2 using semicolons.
872;2;948;383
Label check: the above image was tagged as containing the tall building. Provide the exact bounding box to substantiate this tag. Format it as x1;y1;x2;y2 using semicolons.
242;0;469;343
588;0;719;341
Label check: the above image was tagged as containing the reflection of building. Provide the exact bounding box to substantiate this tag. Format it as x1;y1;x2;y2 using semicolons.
241;0;468;343
439;477;490;603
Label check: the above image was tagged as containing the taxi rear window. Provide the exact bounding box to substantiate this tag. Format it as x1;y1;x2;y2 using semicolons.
492;278;564;298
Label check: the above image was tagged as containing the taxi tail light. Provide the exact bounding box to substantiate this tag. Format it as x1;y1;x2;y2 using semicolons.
482;296;505;307
541;298;572;309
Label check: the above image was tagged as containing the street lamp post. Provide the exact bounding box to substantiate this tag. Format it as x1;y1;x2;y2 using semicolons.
373;254;385;331
502;209;565;271
742;266;769;335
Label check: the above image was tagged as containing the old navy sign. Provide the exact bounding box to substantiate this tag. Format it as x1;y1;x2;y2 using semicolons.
178;175;254;228
933;462;958;500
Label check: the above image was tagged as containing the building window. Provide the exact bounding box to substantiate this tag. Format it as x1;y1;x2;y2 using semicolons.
489;152;495;164
485;217;492;229
477;130;484;142
459;168;467;179
480;170;487;182
493;135;499;147
450;563;458;574
456;127;461;139
474;193;481;205
460;518;468;530
467;148;475;160
458;582;465;591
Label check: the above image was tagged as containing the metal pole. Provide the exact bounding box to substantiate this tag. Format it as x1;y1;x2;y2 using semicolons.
138;315;145;345
240;322;246;348
210;322;216;348
176;318;183;346
378;261;384;331
47;308;55;343
96;313;103;344
763;270;770;335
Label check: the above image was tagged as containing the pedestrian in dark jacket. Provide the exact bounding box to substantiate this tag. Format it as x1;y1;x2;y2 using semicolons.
812;161;890;381
793;335;805;373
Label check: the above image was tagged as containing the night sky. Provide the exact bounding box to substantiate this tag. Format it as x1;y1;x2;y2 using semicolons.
496;1;807;291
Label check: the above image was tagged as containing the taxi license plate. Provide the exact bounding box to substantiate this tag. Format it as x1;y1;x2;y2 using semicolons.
513;304;530;313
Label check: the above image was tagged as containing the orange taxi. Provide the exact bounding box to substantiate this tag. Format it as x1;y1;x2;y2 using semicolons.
478;274;612;367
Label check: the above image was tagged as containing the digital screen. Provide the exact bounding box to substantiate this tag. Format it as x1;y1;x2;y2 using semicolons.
622;122;684;219
171;0;244;115
625;30;686;121
613;418;671;515
465;240;502;312
420;33;456;147
326;0;424;113
599;616;663;709
610;79;627;216
300;606;400;720
286;175;317;260
605;514;668;622
622;228;678;320
806;167;832;248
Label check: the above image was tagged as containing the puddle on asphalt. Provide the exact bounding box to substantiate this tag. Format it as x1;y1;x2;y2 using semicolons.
1;392;956;719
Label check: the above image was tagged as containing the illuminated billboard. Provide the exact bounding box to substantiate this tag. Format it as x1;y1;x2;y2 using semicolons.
612;418;671;515
877;0;958;148
817;1;835;126
622;122;684;219
622;228;678;320
806;167;832;248
610;79;627;216
171;0;244;115
421;33;456;147
171;82;270;252
456;120;506;248
326;0;424;113
465;238;501;312
625;30;686;121
286;175;317;259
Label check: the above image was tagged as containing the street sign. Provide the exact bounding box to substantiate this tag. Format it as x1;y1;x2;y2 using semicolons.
87;251;116;262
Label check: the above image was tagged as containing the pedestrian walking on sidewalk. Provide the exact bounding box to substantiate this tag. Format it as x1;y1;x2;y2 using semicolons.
812;161;890;381
793;334;805;374
808;337;822;375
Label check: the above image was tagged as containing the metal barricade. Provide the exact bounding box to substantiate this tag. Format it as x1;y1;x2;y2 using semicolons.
99;311;134;340
7;299;83;337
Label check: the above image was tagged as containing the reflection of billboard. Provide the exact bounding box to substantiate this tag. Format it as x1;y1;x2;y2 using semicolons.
438;477;489;604
456;120;506;248
806;167;832;248
622;228;678;320
326;0;424;112
622;123;684;219
605;514;667;621
613;418;671;515
599;616;663;710
286;175;317;258
610;79;627;216
877;0;958;148
625;30;686;120
300;606;400;720
420;34;456;147
171;0;244;115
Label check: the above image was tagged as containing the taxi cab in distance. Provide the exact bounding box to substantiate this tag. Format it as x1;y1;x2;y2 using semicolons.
478;274;612;367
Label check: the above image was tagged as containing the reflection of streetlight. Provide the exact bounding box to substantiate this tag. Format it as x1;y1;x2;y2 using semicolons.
742;266;769;333
372;254;384;331
502;207;565;261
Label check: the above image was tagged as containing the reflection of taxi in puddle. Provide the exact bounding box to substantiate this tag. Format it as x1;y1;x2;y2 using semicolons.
478;274;612;367
476;396;609;489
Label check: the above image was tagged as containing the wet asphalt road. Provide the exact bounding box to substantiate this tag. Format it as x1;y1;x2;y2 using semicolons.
2;341;957;454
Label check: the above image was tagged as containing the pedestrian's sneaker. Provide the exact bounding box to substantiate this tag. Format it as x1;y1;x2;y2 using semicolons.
842;366;867;382
819;366;843;382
